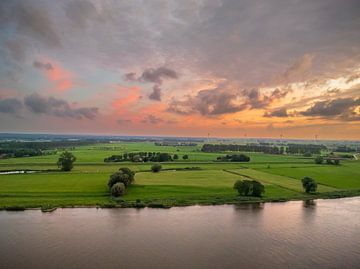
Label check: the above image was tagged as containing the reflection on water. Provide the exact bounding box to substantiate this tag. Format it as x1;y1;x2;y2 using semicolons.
303;199;317;208
0;198;359;269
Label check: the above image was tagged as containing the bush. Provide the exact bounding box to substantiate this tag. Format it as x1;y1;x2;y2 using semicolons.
108;171;130;188
334;159;340;165
57;151;76;171
233;180;265;197
111;183;126;197
301;176;317;193
151;163;162;172
173;154;179;160
182;154;189;160
314;156;323;164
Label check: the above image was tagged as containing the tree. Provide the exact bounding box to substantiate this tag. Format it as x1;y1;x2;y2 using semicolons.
108;171;131;188
252;181;265;197
151;163;162;172
233;180;264;197
173;154;179;160
111;182;126;197
119;167;135;183
301;176;317;193
314;156;323;164
57;151;76;171
334;159;340;165
182;154;189;160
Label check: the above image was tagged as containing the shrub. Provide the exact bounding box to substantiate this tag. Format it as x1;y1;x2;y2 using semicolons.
314;156;323;164
334;159;340;165
182;154;189;160
57;151;76;171
301;176;317;193
108;171;130;188
173;154;179;160
111;183;126;197
151;163;162;172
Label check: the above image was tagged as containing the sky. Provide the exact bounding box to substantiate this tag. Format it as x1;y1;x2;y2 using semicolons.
0;0;359;140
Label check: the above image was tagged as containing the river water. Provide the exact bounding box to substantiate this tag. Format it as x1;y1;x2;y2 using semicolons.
0;198;359;269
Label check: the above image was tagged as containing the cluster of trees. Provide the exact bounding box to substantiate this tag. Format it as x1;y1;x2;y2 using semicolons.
233;180;265;197
202;144;283;154
287;144;326;155
335;146;358;153
314;156;340;165
108;168;135;197
0;148;44;158
104;152;189;162
216;154;250;162
302;177;317;193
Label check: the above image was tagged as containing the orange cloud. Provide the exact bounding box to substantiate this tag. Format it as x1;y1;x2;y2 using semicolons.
46;62;74;92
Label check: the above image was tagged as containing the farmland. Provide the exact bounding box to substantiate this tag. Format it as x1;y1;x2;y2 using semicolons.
0;141;359;210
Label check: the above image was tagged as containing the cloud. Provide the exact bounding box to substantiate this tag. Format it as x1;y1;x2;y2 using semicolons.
125;67;178;101
264;108;288;117
140;67;178;84
168;87;246;116
243;88;292;109
279;54;314;83
0;98;23;114
0;1;61;48
117;119;132;124
168;86;292;116
141;114;164;124
24;93;98;119
124;72;137;81
149;85;162;101
65;0;97;29
300;97;360;121
33;61;53;70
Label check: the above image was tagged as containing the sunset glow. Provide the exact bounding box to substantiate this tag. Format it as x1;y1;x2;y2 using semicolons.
0;0;359;139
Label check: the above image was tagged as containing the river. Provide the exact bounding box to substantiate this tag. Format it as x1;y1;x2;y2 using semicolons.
1;198;359;269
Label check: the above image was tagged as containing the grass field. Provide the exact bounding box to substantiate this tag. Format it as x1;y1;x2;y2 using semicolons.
0;142;359;209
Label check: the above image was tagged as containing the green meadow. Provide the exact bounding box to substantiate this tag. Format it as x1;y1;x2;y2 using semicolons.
0;142;359;209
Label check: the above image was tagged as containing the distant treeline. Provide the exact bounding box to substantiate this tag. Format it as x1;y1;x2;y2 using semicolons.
154;142;197;147
201;144;284;154
286;144;326;154
104;152;184;162
217;154;250;162
201;143;326;155
335;146;359;153
0;140;99;159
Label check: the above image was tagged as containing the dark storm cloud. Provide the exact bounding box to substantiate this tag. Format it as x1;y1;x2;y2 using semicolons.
264;108;289;118
149;85;162;101
33;61;53;70
24;93;98;120
141;114;164;124
0;98;23;114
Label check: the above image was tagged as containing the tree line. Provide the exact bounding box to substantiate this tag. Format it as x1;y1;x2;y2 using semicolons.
104;152;189;162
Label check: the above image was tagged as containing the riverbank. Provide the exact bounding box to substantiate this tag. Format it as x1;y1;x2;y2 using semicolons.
2;189;359;212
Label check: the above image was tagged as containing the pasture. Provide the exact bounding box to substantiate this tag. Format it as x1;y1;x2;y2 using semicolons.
0;142;359;209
